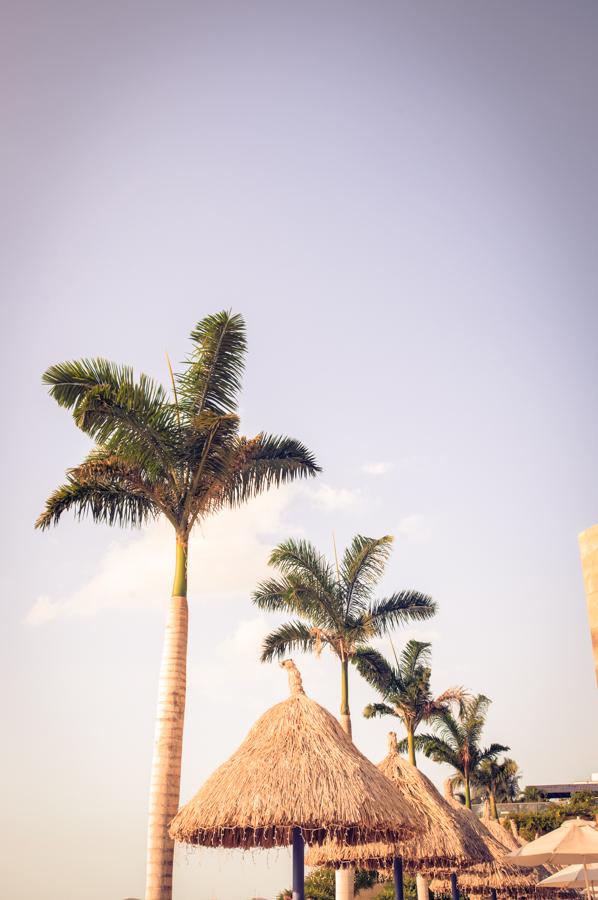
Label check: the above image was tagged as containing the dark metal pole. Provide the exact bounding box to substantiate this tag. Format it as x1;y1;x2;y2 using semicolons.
393;856;404;900
292;827;304;900
450;873;459;900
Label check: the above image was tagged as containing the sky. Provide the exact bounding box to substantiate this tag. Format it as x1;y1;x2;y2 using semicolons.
2;1;598;898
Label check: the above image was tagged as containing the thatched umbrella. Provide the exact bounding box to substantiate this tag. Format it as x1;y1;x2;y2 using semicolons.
170;661;421;900
479;807;523;853
306;733;492;899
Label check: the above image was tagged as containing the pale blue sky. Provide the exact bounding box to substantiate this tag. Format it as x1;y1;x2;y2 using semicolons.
2;2;598;899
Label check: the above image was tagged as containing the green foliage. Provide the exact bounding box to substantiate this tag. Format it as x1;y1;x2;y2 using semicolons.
365;874;418;900
522;786;545;801
566;790;598;815
253;536;436;667
505;792;598;840
37;311;320;538
276;867;378;899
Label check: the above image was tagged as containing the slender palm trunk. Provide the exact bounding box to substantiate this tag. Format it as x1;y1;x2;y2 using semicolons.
416;874;430;900
337;656;354;899
145;537;189;900
464;771;471;809
406;726;416;767
489;791;498;819
339;656;352;739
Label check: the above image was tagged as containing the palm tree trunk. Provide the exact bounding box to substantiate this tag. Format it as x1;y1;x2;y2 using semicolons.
335;868;354;900
407;726;416;767
145;537;189;900
464;773;471;810
337;657;353;899
416;874;429;900
489;791;498;819
340;657;352;739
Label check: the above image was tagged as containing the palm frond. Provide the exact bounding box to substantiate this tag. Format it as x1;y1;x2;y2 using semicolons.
43;359;178;478
252;576;331;624
478;742;509;763
415;733;462;771
363;702;398;720
341;535;393;611
269;538;338;598
399;639;431;677
366;590;436;634
222;434;320;507
35;463;160;530
352;646;398;696
177;311;246;418
260;620;317;662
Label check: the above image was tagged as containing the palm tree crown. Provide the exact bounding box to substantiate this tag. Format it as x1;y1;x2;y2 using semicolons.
355;640;466;766
36;310;320;900
253;534;436;734
409;693;508;808
36;311;319;539
473;757;521;817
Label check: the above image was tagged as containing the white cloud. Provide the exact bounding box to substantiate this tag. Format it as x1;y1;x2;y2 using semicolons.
191;615;272;700
310;483;359;512
396;514;430;542
361;461;393;475
24;487;299;624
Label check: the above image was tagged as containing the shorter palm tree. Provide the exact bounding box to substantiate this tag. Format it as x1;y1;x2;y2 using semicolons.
473;757;521;817
410;694;508;808
355;640;466;767
252;534;436;738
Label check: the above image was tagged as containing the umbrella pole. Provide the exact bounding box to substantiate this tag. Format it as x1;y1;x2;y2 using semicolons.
393;856;404;900
450;872;459;900
583;862;593;900
292;827;304;900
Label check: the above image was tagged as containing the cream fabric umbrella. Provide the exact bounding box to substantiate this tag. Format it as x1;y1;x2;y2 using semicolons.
506;819;598;900
538;863;598;892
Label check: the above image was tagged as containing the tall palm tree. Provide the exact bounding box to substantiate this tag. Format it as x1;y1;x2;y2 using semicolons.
409;694;508;808
355;640;466;767
252;534;436;738
35;311;320;900
473;757;521;818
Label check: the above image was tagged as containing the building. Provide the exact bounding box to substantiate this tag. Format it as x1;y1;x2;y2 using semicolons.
579;523;598;686
528;775;598;801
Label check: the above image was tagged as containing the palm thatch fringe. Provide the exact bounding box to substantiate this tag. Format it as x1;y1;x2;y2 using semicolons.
170;663;422;850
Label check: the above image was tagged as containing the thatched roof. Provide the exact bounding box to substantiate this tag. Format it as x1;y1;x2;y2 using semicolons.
480;811;523;853
305;734;492;874
170;662;422;850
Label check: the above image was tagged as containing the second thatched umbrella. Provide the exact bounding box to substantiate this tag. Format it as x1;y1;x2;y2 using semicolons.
306;733;492;899
170;661;421;900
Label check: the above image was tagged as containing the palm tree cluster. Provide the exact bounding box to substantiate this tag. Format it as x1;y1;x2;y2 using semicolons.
253;535;436;737
407;694;509;809
354;639;466;767
38;309;516;900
